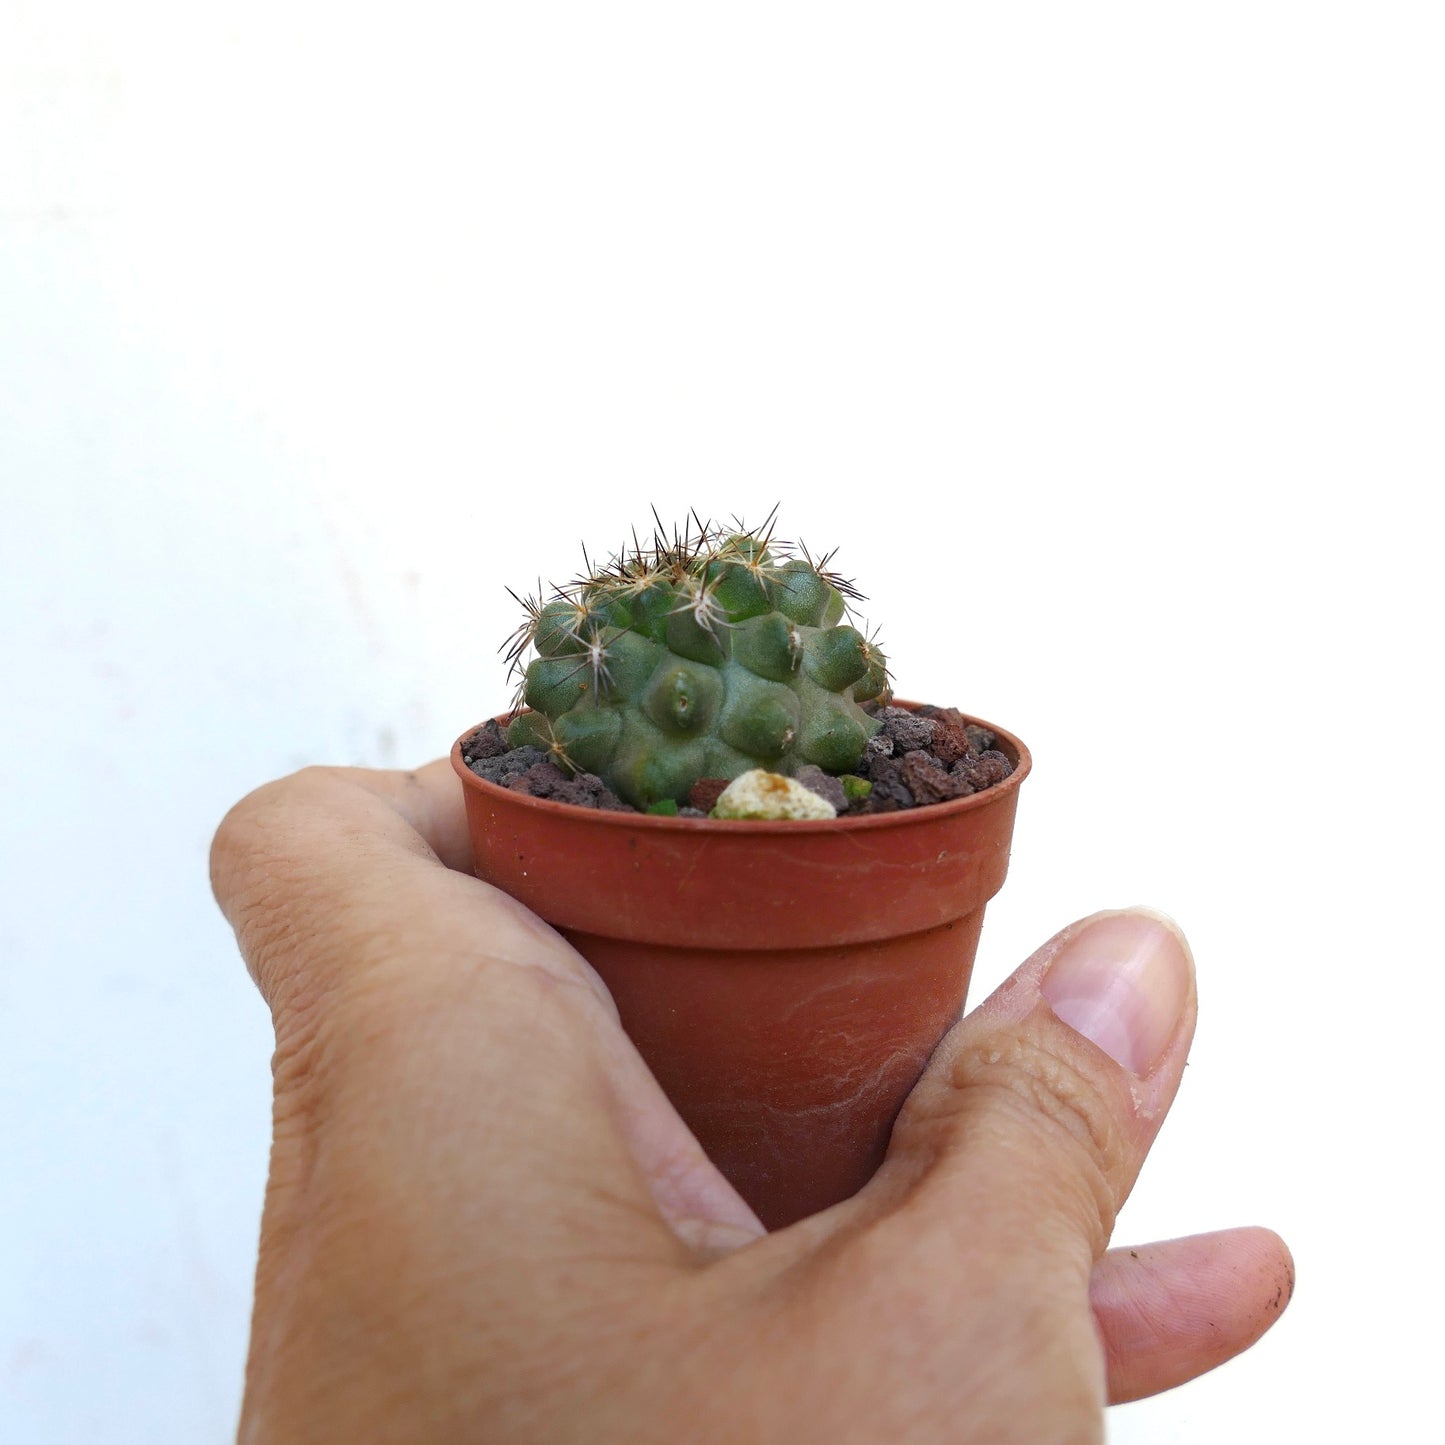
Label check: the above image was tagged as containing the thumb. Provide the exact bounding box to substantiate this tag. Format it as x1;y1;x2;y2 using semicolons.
861;909;1197;1275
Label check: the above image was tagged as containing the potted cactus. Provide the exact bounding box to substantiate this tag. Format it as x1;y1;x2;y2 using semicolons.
452;512;1030;1227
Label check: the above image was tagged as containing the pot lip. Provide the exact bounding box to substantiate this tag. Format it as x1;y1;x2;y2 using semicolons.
451;700;1031;833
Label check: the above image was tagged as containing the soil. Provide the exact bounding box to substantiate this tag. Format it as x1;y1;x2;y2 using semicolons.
460;701;1015;817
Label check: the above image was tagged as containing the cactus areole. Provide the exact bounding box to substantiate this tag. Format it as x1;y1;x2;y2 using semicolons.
502;512;890;810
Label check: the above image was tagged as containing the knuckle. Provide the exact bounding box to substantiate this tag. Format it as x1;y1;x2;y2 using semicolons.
210;768;433;1133
210;766;347;905
949;1032;1120;1162
209;767;347;999
945;1030;1128;1249
211;769;320;898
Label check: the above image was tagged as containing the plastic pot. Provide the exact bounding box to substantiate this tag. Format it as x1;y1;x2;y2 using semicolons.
451;706;1030;1229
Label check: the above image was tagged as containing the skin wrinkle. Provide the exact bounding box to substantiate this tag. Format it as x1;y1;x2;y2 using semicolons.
876;1027;1128;1261
271;1147;684;1440
629;1133;756;1247
244;1176;341;1441
313;982;698;1278
948;1032;1123;1163
714;1233;1097;1445
1089;1230;1295;1405
257;959;672;1302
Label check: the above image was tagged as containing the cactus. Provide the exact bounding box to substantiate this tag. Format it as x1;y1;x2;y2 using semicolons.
501;511;891;809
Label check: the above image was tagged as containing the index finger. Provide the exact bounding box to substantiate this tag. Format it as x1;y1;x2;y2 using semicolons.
208;760;604;1022
209;761;760;1258
330;757;477;873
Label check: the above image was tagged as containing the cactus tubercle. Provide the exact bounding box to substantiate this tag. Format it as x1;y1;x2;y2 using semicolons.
501;512;891;808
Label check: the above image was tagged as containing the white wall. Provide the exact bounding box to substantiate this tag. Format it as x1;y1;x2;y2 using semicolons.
3;4;1440;1440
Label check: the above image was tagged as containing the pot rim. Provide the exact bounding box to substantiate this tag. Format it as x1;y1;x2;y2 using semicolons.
451;700;1031;833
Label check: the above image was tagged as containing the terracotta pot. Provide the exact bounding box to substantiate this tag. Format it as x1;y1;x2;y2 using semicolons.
451;705;1030;1228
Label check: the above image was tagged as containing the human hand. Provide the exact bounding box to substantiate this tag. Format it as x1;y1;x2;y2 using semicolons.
211;761;1292;1444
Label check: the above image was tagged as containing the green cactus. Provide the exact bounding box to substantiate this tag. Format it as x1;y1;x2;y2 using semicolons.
502;512;891;809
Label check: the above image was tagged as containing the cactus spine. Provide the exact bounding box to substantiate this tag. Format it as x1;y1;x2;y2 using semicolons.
503;512;890;809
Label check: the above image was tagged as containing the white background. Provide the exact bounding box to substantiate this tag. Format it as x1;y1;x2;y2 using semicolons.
2;4;1440;1440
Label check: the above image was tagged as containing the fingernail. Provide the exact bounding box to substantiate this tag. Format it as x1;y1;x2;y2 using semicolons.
1040;910;1193;1075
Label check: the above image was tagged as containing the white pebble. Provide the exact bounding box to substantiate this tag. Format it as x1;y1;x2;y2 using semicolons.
712;769;837;821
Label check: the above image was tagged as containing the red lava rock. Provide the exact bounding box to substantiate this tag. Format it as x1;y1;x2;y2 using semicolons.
461;718;510;763
881;713;937;753
964;724;996;755
974;750;1013;786
507;762;570;796
952;750;1013;791
592;787;634;812
929;713;974;767
864;758;914;813
688;777;730;814
549;778;604;807
500;761;631;810
793;764;848;813
901;750;972;805
470;745;548;786
562;771;630;811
